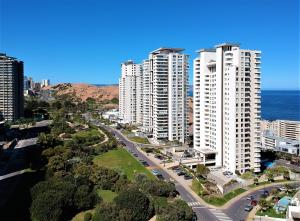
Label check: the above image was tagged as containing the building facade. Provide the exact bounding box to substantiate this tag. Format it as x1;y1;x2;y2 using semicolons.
118;60;142;124
118;48;189;144
0;53;24;121
142;59;152;133
146;48;189;143
193;43;261;173
262;131;300;156
41;79;50;87
261;120;300;141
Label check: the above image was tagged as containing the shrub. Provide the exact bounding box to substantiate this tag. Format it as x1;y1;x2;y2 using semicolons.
84;212;92;221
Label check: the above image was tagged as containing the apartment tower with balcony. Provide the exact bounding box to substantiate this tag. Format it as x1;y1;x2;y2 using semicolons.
0;53;24;121
193;43;261;173
118;60;142;124
147;48;189;143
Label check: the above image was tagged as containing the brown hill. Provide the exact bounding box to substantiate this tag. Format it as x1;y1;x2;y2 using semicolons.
43;83;119;107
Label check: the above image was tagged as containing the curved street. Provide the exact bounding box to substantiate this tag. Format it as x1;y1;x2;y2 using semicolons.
86;114;299;221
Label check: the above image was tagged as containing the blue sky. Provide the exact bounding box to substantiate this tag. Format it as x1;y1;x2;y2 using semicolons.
0;0;299;89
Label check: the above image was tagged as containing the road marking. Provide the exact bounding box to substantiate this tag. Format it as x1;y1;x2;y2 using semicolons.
209;209;233;221
187;201;202;207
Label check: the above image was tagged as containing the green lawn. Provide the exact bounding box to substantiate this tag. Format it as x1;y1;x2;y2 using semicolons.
93;148;155;180
97;189;118;202
71;210;94;221
203;188;246;206
257;208;286;218
129;136;150;144
191;179;203;195
248;179;287;188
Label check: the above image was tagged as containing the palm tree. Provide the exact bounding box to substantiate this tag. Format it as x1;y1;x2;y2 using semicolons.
259;198;269;211
253;177;259;185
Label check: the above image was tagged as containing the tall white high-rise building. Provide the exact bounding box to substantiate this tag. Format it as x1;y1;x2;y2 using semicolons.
193;43;261;173
41;79;50;87
0;53;24;121
142;59;152;132
146;48;189;143
118;60;142;124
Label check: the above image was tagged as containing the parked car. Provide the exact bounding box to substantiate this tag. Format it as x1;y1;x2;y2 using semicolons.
142;161;150;167
251;200;257;206
177;171;186;176
279;186;286;192
246;195;254;200
157;174;164;180
152;169;160;176
184;174;193;180
244;204;253;212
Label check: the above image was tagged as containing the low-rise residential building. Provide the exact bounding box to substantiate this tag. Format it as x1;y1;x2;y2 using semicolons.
261;120;300;141
262;130;300;156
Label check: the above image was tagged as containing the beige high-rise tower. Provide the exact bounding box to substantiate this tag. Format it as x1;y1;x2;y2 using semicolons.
193;43;261;173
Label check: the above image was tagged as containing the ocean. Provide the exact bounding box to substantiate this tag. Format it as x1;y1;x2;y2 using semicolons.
261;90;300;121
188;89;300;121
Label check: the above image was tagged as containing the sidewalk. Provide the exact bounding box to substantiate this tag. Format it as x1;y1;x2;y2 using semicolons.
136;147;217;208
110;126;298;210
0;169;26;181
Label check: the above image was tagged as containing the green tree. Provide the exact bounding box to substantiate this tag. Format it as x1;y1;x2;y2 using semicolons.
73;185;101;210
283;170;290;180
253;177;259;185
259;198;269;211
156;199;193;221
92;203;119;221
114;188;154;221
140;179;177;197
30;180;76;221
267;173;274;182
90;165;120;190
196;164;210;178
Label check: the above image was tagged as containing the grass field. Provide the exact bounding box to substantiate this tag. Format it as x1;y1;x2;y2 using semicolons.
129;136;150;144
97;189;118;202
257;208;286;218
93;148;155;180
203;188;246;206
71;210;94;221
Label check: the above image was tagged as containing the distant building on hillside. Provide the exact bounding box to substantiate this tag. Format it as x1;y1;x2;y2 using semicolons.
41;79;50;87
24;76;31;90
34;82;41;92
0;53;24;121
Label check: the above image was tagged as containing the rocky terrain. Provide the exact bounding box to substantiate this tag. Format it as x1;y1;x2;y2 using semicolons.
43;83;119;108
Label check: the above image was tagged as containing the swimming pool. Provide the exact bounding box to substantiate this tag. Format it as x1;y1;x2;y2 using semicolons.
274;196;292;212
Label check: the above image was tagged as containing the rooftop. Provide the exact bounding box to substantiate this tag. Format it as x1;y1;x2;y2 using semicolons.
150;47;184;54
122;60;135;65
197;48;216;53
215;42;240;48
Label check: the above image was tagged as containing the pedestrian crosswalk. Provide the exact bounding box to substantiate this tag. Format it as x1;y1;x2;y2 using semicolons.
209;208;233;221
187;201;202;207
187;202;233;221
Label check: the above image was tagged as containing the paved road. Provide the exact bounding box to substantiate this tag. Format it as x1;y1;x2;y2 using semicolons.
86;115;300;221
86;117;219;221
15;138;38;149
225;182;300;221
0;169;26;181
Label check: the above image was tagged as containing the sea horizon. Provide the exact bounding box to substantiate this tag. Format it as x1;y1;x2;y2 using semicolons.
188;89;300;121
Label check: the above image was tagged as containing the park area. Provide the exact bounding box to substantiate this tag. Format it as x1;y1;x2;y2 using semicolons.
93;148;154;180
